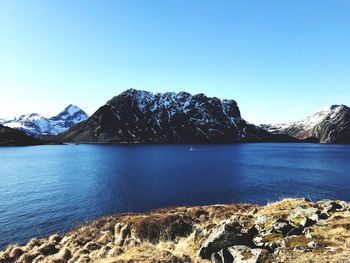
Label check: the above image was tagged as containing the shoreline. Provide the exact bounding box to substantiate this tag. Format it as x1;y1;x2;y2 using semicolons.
1;198;350;262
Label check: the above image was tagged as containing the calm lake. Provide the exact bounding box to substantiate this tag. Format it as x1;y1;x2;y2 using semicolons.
0;143;349;249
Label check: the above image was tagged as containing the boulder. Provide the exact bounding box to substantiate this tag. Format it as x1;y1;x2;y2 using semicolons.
271;219;294;236
287;206;322;228
316;200;349;214
307;241;318;248
211;245;269;263
211;248;233;263
254;215;275;233
300;217;316;228
253;233;283;251
198;220;255;259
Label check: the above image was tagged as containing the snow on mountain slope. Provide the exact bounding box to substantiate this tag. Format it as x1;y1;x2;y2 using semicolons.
57;89;297;144
261;105;350;143
0;105;88;137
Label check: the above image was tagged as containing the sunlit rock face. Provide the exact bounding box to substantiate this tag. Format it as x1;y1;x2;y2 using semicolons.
261;104;350;143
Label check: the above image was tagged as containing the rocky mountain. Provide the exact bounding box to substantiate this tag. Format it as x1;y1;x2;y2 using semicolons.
57;89;297;144
0;124;42;146
261;105;350;143
0;105;88;137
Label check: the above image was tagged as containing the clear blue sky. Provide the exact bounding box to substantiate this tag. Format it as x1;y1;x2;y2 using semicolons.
1;0;349;124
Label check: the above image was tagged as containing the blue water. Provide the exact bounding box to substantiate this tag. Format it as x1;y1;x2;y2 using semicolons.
0;143;349;249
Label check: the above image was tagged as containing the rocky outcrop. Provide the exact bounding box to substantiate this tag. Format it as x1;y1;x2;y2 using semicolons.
198;220;256;259
1;198;350;262
261;105;350;143
57;89;298;144
0;124;42;146
199;198;350;262
211;245;269;263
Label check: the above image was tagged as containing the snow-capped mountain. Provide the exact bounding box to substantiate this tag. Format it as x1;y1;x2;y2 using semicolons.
261;105;350;143
48;105;89;134
57;89;296;143
0;105;88;137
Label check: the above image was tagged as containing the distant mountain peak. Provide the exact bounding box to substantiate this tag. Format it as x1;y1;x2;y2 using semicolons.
0;105;88;137
63;104;84;115
320;104;346;112
261;104;350;143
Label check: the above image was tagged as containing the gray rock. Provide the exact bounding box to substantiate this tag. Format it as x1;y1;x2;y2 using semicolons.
210;245;269;263
198;220;255;259
271;219;294;236
307;241;318;248
228;245;268;263
300;217;316;228
286;226;304;236
305;229;312;239
194;227;206;240
254;215;274;232
288;206;322;229
290;206;319;218
211;248;234;263
316;200;349;214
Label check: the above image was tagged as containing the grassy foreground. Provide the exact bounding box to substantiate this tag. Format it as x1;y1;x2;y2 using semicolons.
1;198;350;263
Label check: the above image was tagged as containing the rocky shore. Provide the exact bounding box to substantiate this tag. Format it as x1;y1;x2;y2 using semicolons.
1;198;350;263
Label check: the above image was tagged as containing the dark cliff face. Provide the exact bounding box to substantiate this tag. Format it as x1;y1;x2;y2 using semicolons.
57;89;294;144
261;105;350;144
313;105;350;143
0;124;42;146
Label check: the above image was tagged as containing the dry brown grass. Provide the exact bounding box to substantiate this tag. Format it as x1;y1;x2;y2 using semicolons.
133;214;193;243
2;199;350;263
258;198;312;219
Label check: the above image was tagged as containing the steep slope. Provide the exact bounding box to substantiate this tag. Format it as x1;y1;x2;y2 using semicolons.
58;89;297;144
261;105;350;143
48;105;89;135
0;105;88;137
0;124;42;146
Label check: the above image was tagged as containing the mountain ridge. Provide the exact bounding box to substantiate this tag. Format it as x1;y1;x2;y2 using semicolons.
57;89;297;144
0;105;88;137
261;104;350;143
0;124;43;146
